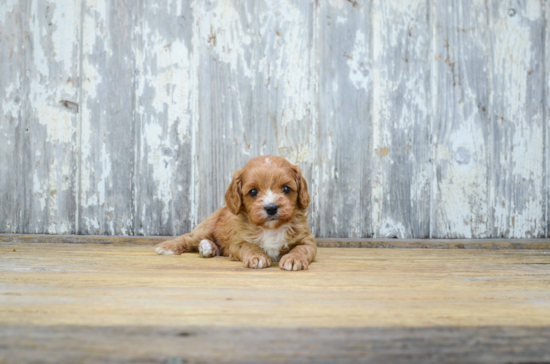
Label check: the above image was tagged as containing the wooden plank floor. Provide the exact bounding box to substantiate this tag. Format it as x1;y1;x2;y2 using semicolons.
1;243;550;363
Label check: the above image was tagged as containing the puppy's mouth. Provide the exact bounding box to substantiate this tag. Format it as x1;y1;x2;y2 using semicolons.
263;218;281;228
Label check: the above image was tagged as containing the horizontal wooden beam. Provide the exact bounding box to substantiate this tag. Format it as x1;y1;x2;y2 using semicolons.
1;234;550;249
4;325;550;364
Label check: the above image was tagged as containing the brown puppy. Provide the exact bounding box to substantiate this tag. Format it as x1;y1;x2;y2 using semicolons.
155;156;316;270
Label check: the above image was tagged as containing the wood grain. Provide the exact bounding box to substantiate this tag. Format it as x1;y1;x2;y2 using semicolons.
315;0;372;238
2;243;550;362
1;243;550;328
545;0;550;238
371;0;431;238
2;325;550;364
133;0;196;236
489;0;546;238
1;1;550;239
79;0;136;235
0;0;26;233
431;0;491;238
24;0;81;234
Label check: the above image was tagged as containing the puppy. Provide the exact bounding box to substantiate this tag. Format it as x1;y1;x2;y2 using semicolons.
155;156;316;270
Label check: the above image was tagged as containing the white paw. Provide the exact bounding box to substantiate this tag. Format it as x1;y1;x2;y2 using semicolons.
199;239;215;258
243;254;271;269
279;254;308;271
250;256;269;269
155;246;174;255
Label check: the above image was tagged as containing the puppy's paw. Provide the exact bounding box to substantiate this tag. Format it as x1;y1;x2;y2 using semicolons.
279;253;309;271
242;253;271;269
198;239;219;258
155;240;186;255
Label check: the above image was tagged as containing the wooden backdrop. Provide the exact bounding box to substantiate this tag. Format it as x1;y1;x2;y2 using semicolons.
1;0;549;239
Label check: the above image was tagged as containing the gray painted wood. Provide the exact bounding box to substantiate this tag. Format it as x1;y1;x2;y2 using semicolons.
24;0;81;234
431;0;491;238
489;0;545;238
1;0;549;238
0;0;26;233
79;0;136;235
371;0;431;238
315;0;372;238
545;0;550;238
133;0;196;236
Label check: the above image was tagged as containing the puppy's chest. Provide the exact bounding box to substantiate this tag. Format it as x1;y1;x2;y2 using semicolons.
257;227;290;262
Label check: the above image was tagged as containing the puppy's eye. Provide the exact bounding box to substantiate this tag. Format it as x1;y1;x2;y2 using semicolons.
282;186;291;194
248;189;258;197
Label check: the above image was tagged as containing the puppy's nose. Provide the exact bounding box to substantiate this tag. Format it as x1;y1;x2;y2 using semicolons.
265;204;279;216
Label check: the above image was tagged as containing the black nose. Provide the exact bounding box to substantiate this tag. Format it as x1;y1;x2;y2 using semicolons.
265;204;279;216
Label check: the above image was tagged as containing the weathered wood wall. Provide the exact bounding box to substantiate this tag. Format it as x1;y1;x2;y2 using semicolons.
0;0;548;239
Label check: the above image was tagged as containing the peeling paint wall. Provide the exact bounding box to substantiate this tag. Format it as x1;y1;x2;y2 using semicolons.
0;0;548;238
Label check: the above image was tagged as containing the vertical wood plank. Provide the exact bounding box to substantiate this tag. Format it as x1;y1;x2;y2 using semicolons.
371;0;431;238
0;1;26;233
431;0;491;238
79;0;136;235
315;0;372;237
546;0;550;237
490;0;545;238
196;0;316;221
24;0;81;234
133;0;196;236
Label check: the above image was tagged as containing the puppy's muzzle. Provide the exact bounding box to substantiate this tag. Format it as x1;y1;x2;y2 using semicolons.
264;204;279;216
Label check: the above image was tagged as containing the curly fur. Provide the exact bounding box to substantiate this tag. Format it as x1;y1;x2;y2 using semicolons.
155;156;317;270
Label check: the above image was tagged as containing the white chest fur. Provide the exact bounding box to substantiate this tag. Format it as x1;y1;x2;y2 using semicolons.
257;226;290;262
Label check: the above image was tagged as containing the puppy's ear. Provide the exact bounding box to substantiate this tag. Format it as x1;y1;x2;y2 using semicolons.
292;164;310;210
225;170;243;215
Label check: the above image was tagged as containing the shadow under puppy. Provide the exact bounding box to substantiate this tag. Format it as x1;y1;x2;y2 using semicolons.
156;156;316;271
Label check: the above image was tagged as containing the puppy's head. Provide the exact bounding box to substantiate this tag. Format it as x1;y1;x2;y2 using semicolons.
225;156;310;229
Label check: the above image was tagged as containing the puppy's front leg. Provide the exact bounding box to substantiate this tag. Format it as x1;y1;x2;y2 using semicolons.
228;242;271;269
279;234;316;271
155;234;195;255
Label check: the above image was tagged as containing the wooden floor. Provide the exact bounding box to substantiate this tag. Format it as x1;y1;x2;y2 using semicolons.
1;243;550;363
